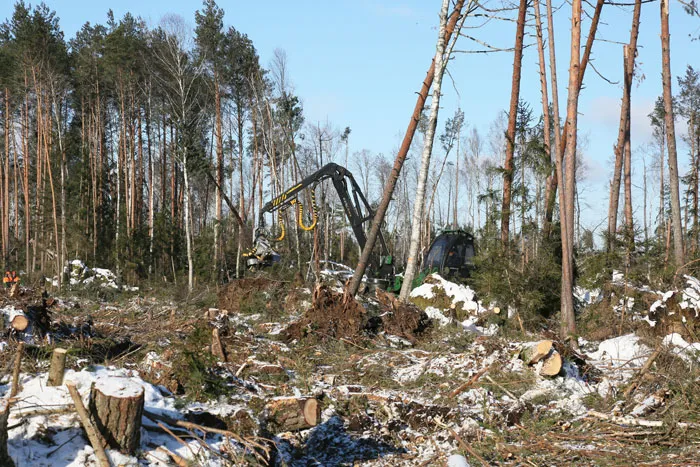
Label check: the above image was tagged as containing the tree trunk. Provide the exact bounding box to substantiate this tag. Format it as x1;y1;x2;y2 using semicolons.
215;75;223;278
88;377;144;455
560;0;582;342
348;0;466;298
500;0;528;246
533;0;554;238
184;155;194;293
519;340;553;365
608;0;642;252
399;0;451;302
661;0;684;265
0;400;14;467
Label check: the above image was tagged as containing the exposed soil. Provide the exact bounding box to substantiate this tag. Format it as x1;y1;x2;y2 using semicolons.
375;289;430;343
217;277;284;313
283;285;367;342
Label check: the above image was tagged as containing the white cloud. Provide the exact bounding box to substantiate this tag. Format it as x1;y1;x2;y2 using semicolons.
583;95;655;145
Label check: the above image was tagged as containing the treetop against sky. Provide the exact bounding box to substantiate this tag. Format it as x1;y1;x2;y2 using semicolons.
1;0;698;231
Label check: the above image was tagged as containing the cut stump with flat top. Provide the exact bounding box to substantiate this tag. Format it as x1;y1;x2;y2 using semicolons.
264;397;320;432
47;348;68;386
88;377;144;455
0;400;15;467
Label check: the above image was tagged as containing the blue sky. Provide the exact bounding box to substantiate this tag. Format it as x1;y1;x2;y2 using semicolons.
2;0;699;234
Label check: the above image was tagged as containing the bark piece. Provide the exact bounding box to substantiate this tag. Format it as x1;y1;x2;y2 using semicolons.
263;397;320;432
520;340;553;365
539;350;562;376
65;382;111;467
88;377;144;455
0;400;14;467
47;348;68;387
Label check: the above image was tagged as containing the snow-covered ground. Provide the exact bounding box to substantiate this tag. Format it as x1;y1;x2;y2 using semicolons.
3;366;250;466
46;260;138;292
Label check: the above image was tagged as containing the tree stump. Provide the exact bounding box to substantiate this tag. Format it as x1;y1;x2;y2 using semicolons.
0;400;14;467
263;397;320;432
88;377;144;455
47;348;68;387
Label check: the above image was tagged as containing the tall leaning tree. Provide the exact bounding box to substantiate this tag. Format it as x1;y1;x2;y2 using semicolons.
347;0;468;298
660;0;684;265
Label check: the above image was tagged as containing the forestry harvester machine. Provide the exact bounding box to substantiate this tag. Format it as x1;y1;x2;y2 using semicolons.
244;163;475;290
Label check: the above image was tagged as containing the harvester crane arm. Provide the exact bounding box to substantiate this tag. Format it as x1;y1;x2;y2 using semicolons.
249;163;390;276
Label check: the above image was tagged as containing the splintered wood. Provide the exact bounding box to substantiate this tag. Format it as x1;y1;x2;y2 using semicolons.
264;397;320;432
88;377;145;455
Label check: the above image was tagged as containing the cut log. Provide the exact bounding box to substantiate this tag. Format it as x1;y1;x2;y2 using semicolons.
6;307;28;332
263;397;320;432
88;377;144;455
47;348;68;387
539;350;562;376
519;340;553;365
9;283;19;299
0;400;14;467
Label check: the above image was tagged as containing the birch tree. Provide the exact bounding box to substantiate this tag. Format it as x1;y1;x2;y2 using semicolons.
399;0;451;302
154;15;204;293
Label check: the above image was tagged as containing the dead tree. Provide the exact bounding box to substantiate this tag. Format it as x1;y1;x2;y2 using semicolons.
607;0;642;252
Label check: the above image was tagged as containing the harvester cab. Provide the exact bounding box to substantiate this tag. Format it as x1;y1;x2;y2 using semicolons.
421;230;476;280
